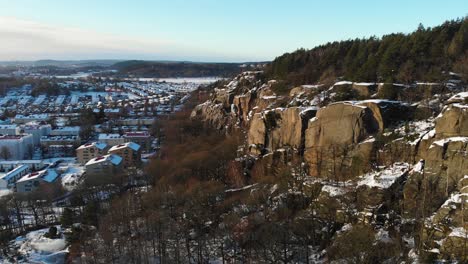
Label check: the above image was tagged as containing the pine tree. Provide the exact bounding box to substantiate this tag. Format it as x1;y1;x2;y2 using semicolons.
448;18;468;58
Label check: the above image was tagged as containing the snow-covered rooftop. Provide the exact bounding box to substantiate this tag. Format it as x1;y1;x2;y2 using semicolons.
76;142;108;151
17;169;59;183
1;165;29;181
85;154;122;166
51;126;80;132
98;133;122;140
108;142;141;152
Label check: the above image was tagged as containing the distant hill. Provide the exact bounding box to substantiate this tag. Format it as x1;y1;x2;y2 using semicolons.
0;59;267;78
0;60;123;68
112;60;264;78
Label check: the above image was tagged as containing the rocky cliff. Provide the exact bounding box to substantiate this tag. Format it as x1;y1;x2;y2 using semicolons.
191;71;468;262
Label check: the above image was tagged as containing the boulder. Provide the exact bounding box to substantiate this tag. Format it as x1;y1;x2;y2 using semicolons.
304;100;411;178
191;102;229;130
262;148;295;170
289;85;321;97
377;138;418;166
213;88;235;110
457;176;468;192
405;138;468;216
424;139;468;194
414;104;434;120
446;92;468;104
358;100;413;131
440;234;468;262
268;108;304;151
422;192;468;262
351;139;377;174
305;102;378;148
304;102;379;178
247;113;267;154
435;104;468;137
289;86;306;97
247;107;317;155
233;91;255;126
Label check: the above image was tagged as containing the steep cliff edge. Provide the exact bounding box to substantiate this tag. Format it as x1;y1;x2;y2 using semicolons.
191;71;468;262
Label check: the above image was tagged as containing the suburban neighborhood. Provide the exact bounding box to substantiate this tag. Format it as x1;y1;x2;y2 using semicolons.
0;74;207;196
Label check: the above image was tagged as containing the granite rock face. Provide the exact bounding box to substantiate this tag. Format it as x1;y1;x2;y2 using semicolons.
192;73;468;261
247;107;316;154
191;102;229;130
435;104;468;137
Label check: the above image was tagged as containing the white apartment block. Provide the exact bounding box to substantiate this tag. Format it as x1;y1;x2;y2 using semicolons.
0;134;34;160
0;125;20;136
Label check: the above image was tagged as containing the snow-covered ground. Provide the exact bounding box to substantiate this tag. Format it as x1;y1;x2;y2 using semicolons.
357;163;410;189
0;188;12;197
61;164;85;190
321;183;352;197
5;226;68;264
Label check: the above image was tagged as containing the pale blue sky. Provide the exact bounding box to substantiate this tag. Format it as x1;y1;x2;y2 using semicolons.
0;0;466;61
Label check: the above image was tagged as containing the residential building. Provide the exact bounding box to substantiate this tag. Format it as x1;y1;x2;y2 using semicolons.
47;145;75;158
0;165;30;189
0;125;20;135
50;126;80;136
85;154;123;176
104;108;122;118
16;169;59;193
0;134;34;160
116;118;154;126
76;142;109;164
108;142;141;168
0;160;45;172
98;133;125;146
123;131;152;153
40;136;81;148
14;114;50;124
22;123;52;145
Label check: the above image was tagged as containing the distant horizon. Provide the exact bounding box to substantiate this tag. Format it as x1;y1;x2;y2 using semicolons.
0;58;270;64
0;0;466;61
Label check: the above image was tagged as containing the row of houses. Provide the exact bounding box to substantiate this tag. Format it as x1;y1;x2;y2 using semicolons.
0;160;63;193
97;131;152;152
13;141;142;192
0;122;82;160
0;132;146;192
0;126;153;161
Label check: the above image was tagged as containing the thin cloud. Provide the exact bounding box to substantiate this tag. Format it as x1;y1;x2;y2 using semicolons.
0;16;181;60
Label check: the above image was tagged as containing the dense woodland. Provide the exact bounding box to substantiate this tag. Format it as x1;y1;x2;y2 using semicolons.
267;17;468;85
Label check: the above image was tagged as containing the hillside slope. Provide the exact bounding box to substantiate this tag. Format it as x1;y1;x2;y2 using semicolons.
191;67;467;261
